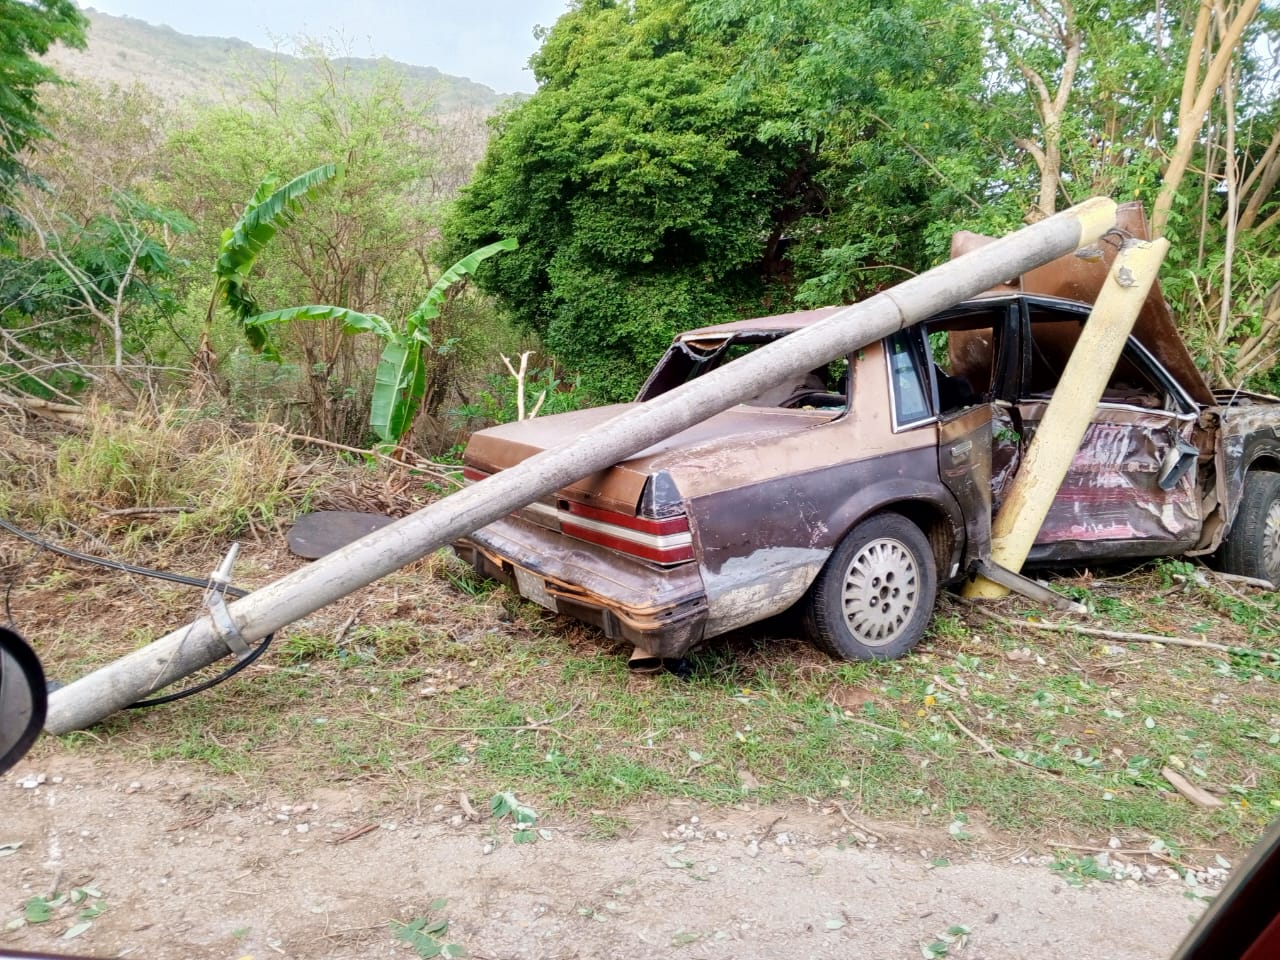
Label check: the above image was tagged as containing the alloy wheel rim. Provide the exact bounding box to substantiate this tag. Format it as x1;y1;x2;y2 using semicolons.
840;537;920;646
1264;499;1280;583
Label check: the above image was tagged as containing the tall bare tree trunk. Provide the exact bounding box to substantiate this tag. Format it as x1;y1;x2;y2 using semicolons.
1151;0;1262;238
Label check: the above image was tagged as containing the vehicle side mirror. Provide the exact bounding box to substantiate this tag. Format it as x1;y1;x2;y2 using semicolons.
0;626;46;775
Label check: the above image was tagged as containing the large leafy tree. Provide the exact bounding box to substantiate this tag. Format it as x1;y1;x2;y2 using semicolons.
0;0;85;234
694;0;991;303
443;0;986;400
444;0;794;400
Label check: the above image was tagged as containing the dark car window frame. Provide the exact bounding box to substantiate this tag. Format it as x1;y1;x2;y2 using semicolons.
637;331;853;418
886;329;937;432
1017;296;1197;415
923;300;1020;407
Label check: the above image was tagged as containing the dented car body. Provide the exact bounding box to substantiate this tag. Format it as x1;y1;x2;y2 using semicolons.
454;207;1280;661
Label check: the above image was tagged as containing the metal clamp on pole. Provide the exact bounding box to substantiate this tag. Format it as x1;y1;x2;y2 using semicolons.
204;543;251;660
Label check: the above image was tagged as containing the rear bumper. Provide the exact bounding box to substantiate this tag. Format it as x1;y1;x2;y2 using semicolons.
452;516;709;658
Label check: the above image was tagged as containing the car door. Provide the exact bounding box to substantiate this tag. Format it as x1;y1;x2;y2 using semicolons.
887;328;997;564
1015;299;1204;561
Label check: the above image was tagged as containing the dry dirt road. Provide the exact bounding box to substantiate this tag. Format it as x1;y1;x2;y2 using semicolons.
1;755;1209;960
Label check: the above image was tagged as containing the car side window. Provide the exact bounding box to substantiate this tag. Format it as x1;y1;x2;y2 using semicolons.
887;331;932;428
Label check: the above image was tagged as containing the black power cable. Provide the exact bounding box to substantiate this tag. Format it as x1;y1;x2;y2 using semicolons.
0;516;273;709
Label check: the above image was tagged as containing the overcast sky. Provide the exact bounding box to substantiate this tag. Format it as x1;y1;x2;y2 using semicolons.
81;1;572;93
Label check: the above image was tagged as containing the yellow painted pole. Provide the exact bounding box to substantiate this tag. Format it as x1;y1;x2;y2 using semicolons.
965;236;1172;598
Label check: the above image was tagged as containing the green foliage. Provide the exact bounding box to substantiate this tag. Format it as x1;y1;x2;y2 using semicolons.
443;0;988;400
390;901;465;960
210;164;342;359
451;359;581;429
247;239;517;443
490;790;540;844
0;0;86;234
159;55;497;442
1;191;193;396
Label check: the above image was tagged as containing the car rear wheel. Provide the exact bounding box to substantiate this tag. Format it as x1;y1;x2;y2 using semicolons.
803;512;938;661
1218;469;1280;586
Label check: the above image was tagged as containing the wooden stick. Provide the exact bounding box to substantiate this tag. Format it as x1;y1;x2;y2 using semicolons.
1201;568;1277;591
831;801;882;839
967;604;1279;660
459;792;482;821
943;709;1059;775
262;424;461;485
328;823;378;844
1049;840;1200;872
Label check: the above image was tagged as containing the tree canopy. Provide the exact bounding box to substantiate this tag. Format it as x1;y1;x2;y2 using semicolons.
0;0;85;233
446;0;1280;399
443;0;992;400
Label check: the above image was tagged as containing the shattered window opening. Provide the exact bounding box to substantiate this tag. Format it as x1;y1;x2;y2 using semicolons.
639;331;849;413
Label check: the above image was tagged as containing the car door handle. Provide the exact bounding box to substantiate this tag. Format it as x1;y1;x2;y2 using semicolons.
949;440;973;463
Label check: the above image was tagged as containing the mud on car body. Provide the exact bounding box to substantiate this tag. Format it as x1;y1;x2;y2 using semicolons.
454;211;1280;663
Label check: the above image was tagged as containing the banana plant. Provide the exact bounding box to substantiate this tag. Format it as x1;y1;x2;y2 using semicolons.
206;163;342;361
246;237;517;444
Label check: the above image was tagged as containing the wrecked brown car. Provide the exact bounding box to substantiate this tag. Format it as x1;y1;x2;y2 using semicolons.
454;215;1280;663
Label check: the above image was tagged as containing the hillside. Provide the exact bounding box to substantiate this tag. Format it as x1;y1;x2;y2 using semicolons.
43;7;506;113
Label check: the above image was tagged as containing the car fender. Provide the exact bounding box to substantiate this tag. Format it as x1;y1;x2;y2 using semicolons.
1216;414;1280;538
822;477;969;578
693;476;967;640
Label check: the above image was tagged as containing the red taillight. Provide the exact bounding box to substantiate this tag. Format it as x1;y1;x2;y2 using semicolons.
462;466;692;565
560;501;694;565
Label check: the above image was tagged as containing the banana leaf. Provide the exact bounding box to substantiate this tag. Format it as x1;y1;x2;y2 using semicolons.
404;237;518;335
370;336;426;443
246;304;395;340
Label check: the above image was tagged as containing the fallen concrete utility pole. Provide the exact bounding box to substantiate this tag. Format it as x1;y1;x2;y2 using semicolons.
45;197;1118;733
964;234;1171;599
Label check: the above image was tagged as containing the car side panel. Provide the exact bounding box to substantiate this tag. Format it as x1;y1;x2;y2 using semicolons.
1011;401;1203;558
688;447;967;638
1215;402;1280;535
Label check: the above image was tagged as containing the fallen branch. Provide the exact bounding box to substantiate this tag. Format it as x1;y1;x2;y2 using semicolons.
943;709;1003;760
459;792;482;821
942;709;1051;775
831;801;881;839
1202;569;1276;591
966;604;1280;661
1050;840;1201;873
328;823;378;844
0;392;87;425
263;424;462;487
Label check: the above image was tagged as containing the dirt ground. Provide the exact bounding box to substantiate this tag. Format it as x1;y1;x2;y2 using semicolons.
3;754;1207;960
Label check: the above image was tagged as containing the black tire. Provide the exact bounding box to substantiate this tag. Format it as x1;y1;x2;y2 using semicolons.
1218;470;1280;586
802;512;938;661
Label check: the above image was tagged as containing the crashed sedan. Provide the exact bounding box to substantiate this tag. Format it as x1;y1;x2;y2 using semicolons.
454;213;1280;663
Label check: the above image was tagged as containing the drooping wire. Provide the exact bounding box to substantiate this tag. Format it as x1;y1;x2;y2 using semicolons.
0;516;272;709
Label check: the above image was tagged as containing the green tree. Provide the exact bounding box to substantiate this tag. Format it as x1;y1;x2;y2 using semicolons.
443;0;804;400
159;51;461;440
0;0;86;234
1;191;192;400
696;0;992;303
442;0;986;400
247;238;517;444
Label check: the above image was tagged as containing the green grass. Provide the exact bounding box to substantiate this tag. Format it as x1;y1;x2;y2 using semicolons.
15;514;1280;858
